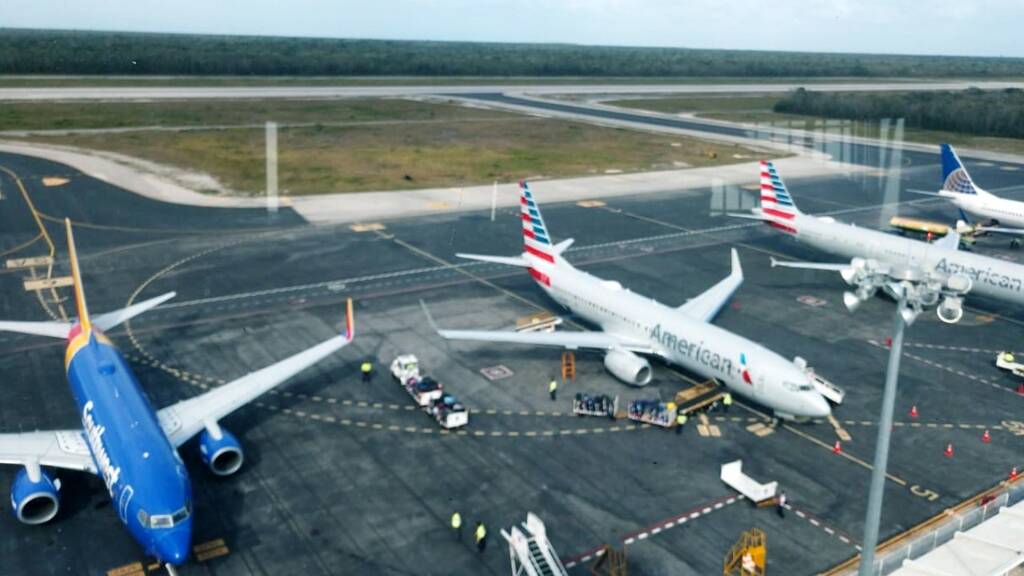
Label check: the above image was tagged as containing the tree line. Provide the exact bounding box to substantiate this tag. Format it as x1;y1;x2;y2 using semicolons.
774;88;1024;139
3;28;1024;77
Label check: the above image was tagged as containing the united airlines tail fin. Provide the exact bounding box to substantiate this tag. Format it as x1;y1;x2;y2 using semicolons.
941;144;988;197
0;220;175;339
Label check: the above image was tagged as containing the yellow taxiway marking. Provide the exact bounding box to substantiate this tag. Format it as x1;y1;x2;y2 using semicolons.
23;276;73;291
576;199;607;208
41;176;70;187
6;255;52;268
106;563;144;576
349;222;386;232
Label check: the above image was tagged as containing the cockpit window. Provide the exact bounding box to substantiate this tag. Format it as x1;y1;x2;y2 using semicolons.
148;505;190;529
783;381;815;392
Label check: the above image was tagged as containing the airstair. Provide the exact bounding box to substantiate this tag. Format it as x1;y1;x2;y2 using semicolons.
502;513;569;576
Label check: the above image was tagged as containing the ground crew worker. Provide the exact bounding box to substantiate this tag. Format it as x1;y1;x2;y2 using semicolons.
548;379;558;401
777;491;787;519
361;361;373;384
675;412;687;435
722;392;733;413
475;521;488;552
450;511;462;541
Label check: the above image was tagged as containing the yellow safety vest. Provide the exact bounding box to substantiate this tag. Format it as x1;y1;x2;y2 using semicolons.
676;414;687;425
361;362;372;373
723;393;733;406
476;524;487;541
451;513;462;529
549;380;558;392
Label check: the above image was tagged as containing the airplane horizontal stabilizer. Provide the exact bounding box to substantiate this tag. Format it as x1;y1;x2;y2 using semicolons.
456;253;531;267
93;292;177;331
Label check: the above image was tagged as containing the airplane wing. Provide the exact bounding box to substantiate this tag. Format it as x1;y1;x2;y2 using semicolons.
421;301;654;353
157;299;354;448
769;257;852;272
0;430;97;474
678;248;743;323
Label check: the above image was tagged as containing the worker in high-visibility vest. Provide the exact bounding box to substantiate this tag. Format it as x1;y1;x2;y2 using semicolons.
548;379;558;401
475;521;488;552
450;511;462;540
361;361;373;384
722;392;733;413
675;412;687;435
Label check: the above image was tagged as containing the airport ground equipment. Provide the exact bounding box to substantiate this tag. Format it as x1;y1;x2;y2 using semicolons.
516;311;562;333
572;393;617;419
888;216;977;248
673;379;725;415
391;354;467;428
995;351;1024;377
561;351;576;382
589;545;627;576
720;460;778;504
627;398;676;428
793;357;845;405
723;528;766;576
502;512;569;576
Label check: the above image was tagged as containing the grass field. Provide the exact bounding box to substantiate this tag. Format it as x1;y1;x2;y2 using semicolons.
0;98;507;131
6;98;769;194
607;94;1024;157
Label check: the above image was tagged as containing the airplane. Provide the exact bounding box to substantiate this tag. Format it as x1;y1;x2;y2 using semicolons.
423;181;832;420
733;160;1024;324
0;220;354;574
911;143;1024;247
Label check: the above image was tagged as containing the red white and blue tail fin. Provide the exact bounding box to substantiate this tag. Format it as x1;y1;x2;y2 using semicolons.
520;181;560;264
760;161;801;218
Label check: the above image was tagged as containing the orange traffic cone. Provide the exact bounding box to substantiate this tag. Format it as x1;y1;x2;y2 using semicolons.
833;440;842;454
1017;383;1024;395
909;405;919;419
1011;467;1019;481
884;336;892;347
982;429;991;444
944;443;954;458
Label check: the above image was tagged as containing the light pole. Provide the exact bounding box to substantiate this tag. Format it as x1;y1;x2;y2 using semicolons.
857;293;907;576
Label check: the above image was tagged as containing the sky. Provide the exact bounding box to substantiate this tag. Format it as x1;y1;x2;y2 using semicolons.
1;0;1021;58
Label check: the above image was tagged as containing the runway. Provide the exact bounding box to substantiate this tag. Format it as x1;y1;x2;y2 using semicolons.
2;80;1024;101
1;139;1023;576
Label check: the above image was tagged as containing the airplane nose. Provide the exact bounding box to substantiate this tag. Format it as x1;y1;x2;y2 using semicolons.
808;394;831;418
154;526;192;566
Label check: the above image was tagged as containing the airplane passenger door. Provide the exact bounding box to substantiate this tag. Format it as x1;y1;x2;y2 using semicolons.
118;485;134;523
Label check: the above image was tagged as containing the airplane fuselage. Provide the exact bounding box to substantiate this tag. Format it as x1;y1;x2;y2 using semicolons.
947;191;1024;229
789;214;1024;306
533;258;830;418
65;325;192;564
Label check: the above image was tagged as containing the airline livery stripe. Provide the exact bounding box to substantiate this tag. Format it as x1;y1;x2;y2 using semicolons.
521;213;532;222
525;244;555;262
762;208;795;219
523;229;536;239
528;267;551;286
769;221;798;235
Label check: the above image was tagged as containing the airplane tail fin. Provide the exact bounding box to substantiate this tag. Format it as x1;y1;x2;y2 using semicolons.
760;160;802;217
941;144;986;196
65;219;92;332
519;181;559;265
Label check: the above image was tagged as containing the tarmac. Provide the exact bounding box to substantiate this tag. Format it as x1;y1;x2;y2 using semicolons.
1;140;1024;576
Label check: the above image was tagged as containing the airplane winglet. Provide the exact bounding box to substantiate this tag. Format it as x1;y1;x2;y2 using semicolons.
344;298;355;341
730;248;743;280
419;299;440;333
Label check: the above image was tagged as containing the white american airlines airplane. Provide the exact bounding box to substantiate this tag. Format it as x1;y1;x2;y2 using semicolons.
425;181;831;420
736;160;1024;324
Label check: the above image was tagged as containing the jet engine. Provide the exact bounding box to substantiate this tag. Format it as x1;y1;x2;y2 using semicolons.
10;467;60;525
603;349;653;386
199;427;244;476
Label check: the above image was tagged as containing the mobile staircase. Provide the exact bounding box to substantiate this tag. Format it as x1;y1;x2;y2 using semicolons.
502;513;569;576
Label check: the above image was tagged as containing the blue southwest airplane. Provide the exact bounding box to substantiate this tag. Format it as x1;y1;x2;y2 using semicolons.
0;220;354;574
